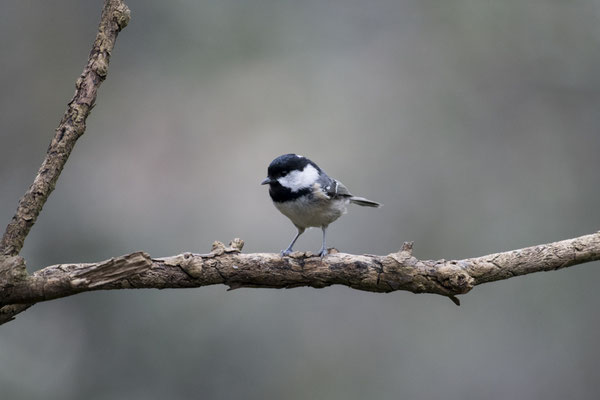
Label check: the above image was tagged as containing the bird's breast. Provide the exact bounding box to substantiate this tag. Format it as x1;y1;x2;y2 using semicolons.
273;194;348;229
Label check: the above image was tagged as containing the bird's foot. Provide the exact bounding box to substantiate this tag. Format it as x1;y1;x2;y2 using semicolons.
317;247;328;258
280;248;293;257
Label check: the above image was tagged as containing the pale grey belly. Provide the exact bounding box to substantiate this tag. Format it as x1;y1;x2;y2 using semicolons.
274;196;348;228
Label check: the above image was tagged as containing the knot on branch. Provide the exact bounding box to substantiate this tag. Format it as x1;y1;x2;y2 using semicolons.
113;3;131;30
163;239;245;279
385;241;415;266
400;241;414;255
211;238;244;256
92;54;109;78
435;263;475;294
229;238;245;252
173;253;205;279
382;242;475;301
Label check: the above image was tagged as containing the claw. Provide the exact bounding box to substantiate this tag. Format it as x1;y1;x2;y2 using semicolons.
280;248;293;257
318;247;328;258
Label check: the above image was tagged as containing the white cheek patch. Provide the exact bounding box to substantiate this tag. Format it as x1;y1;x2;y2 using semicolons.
278;164;319;192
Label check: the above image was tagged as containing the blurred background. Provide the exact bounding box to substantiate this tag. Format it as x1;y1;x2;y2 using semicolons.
1;0;600;398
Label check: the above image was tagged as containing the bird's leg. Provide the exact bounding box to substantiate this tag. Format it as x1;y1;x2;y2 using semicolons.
281;227;305;256
318;225;329;257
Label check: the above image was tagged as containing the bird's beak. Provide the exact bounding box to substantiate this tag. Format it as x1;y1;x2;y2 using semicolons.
260;177;272;185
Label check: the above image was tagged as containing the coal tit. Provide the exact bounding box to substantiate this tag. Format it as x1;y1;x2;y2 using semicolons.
261;154;381;257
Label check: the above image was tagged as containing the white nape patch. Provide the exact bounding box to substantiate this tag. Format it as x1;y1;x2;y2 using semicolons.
296;154;304;158
278;164;319;192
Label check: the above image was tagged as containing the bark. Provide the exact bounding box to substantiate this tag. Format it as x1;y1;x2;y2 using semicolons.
1;233;598;315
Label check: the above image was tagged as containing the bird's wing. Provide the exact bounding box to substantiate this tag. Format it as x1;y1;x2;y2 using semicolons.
323;179;353;199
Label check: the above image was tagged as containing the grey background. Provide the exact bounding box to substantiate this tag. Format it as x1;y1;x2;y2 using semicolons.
1;1;600;399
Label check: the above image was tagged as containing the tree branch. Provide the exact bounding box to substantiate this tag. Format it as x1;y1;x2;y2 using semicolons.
0;0;130;257
1;0;599;327
0;0;130;323
1;233;598;314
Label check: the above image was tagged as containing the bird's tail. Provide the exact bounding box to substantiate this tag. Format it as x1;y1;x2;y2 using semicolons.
350;197;382;208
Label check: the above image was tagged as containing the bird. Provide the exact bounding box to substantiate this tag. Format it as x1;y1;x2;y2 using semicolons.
261;153;381;257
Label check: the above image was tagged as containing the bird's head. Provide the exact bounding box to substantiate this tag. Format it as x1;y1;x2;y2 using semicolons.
261;153;321;192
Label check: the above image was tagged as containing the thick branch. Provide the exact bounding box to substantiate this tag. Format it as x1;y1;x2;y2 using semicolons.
0;0;130;257
1;233;598;310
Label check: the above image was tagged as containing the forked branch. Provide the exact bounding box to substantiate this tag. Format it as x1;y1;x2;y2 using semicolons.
1;0;599;327
0;0;130;323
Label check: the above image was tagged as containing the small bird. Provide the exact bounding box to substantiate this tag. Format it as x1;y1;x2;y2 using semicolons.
261;154;381;257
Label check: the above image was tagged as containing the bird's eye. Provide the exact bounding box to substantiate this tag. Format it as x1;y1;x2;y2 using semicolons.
281;170;288;175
